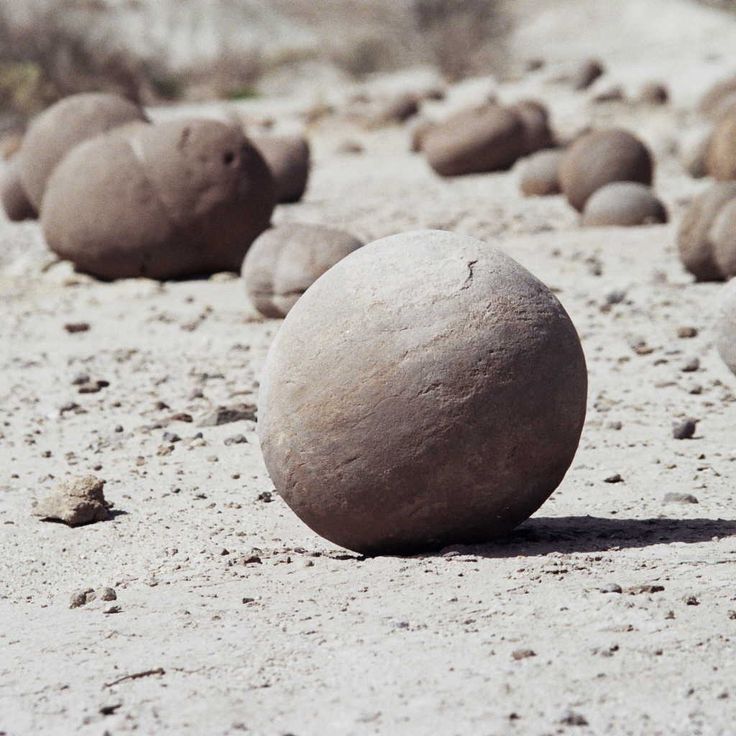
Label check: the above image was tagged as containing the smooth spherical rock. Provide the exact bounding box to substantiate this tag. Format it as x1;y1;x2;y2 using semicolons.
710;198;736;278
42;118;275;280
518;149;564;196
716;279;736;375
423;104;525;177
250;134;310;204
258;229;588;554
242;223;363;318
510;99;554;155
559;128;654;212
19;92;147;210
581;182;667;227
706;116;736;180
677;183;736;282
1;158;36;222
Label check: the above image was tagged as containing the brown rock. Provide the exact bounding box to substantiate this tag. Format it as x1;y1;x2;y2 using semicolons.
33;475;111;526
639;82;669;105
716;278;736;375
250;134;310;204
680;127;712;179
424;104;525;177
242;223;363;318
19;92;147;210
409;119;435;153
677;182;736;281
519;149;564;197
1;158;36;222
258;230;587;554
510;99;554;155
41;118;275;280
571;58;604;90
374;93;420;125
581;182;667;227
709;198;736;278
706;116;736;180
700;75;736;117
559;128;654;211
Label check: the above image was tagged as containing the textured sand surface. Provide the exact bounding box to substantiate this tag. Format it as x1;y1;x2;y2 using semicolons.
4;2;736;734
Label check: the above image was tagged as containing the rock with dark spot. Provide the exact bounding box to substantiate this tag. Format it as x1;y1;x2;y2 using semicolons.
19;92;147;209
423;104;525;177
250;134;310;203
41;118;275;280
677;182;736;281
34;475;111;526
519;149;563;197
581;182;667;227
559;129;654;211
242;223;363;318
258;230;587;554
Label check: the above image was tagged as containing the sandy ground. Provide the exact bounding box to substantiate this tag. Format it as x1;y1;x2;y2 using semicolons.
4;2;736;735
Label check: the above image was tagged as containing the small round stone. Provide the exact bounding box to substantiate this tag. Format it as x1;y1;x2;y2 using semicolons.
18;92;147;210
509;99;554;156
571;58;604;91
639;82;668;105
42;118;275;280
250;134;310;204
677;182;736;282
242;223;363;318
518;149;564;197
1;158;36;222
258;230;587;554
559;128;654;212
423;104;525;177
581;182;667;227
716;279;736;375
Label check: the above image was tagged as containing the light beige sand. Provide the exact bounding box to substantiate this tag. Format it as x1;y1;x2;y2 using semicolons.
4;2;736;734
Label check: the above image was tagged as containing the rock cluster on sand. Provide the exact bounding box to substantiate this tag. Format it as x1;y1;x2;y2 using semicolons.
41;118;275;280
677;182;736;281
1;159;36;222
33;475;111;526
250;134;310;203
19;92;148;210
242;223;363;318
559;128;654;211
518;149;564;196
258;230;587;555
581;182;667;227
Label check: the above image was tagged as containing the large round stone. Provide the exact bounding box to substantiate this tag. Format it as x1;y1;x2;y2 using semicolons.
581;182;667;227
677;182;736;282
716;278;736;375
258;230;588;554
559;128;654;212
41;118;275;280
423;104;525;177
242;223;363;318
518;149;563;197
18;92;147;210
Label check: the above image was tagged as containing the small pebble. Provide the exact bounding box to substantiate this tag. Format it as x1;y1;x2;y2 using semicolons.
672;418;697;439
600;583;623;594
663;492;699;504
604;473;623;484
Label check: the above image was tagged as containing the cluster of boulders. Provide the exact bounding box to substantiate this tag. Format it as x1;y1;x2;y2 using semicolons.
1;92;311;280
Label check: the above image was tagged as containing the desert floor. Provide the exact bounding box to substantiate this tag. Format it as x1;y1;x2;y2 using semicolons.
4;2;736;735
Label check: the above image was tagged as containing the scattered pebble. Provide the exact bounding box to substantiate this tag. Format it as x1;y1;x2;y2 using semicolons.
33;475;111;526
663;492;699;504
672;418;698;439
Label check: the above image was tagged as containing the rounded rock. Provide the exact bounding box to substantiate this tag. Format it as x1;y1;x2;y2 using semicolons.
680;126;712;179
519;149;564;197
706;116;736;180
42;118;275;280
258;229;588;554
423;104;525;177
1;158;36;222
716;279;736;375
19;92;147;210
250;134;310;204
559;128;654;212
700;75;736;117
571;58;604;91
510;99;554;155
639;82;669;105
581;182;667;227
677;182;736;282
242;223;363;318
710;198;736;278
